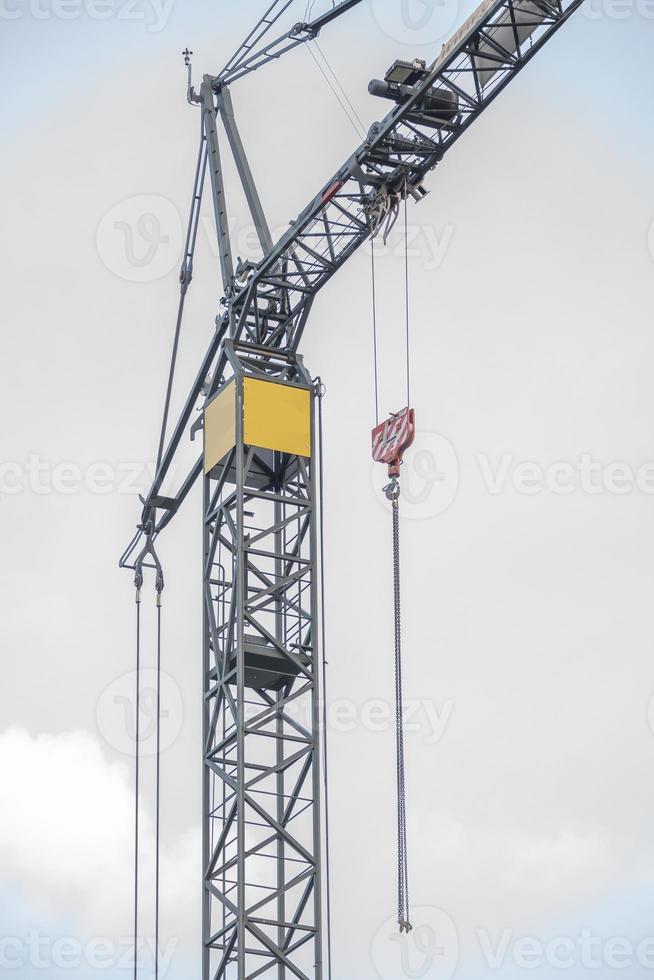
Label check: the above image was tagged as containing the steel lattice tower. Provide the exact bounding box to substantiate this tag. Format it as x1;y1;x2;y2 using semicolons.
202;342;322;976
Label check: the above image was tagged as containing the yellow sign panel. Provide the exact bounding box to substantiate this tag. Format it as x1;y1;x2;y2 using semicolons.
204;379;236;474
244;377;311;458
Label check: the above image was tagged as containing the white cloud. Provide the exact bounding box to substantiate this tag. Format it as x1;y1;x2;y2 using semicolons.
0;727;199;949
409;808;623;936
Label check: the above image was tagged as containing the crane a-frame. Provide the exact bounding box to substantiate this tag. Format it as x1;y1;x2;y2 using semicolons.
121;0;587;976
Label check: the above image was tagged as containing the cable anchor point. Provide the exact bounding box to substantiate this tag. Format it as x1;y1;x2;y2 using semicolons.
383;477;401;502
133;520;165;597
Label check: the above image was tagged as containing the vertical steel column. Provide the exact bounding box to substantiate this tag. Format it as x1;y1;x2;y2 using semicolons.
235;372;247;979
201;76;234;293
202;475;211;980
275;456;286;980
218;86;274;257
202;344;323;979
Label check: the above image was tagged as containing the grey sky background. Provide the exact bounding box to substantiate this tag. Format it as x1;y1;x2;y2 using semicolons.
2;1;654;977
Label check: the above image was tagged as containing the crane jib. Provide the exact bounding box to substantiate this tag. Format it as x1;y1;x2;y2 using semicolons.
125;0;587;563
231;0;586;328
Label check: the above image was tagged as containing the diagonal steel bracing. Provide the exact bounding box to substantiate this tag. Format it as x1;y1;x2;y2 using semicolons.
203;347;321;978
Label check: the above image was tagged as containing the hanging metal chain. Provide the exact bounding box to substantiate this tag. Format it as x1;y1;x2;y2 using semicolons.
385;479;412;934
154;591;162;980
133;588;141;980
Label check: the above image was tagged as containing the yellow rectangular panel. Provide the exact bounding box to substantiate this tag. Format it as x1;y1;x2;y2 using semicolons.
243;377;311;457
204;379;236;474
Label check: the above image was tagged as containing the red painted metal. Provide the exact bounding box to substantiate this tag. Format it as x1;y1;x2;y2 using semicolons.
372;407;416;479
320;180;343;205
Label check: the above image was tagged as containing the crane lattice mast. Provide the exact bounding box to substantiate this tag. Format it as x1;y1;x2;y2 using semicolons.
121;0;586;976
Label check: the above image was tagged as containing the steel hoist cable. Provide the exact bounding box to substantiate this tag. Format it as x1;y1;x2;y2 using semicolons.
316;380;334;979
371;236;380;427
370;182;415;934
369;177;412;413
132;540;165;979
403;185;411;409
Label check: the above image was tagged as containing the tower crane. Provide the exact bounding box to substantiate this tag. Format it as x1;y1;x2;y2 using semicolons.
120;0;587;976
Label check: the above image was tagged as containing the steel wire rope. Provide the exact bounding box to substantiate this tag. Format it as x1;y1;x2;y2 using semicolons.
369;182;414;933
317;383;334;978
306;42;365;140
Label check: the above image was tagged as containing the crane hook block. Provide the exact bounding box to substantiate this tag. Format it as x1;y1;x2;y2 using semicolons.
372;407;415;479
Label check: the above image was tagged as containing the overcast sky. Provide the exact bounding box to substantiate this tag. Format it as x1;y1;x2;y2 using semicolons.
2;1;654;978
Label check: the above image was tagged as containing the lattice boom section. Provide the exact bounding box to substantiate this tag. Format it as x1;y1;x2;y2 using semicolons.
227;0;584;354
